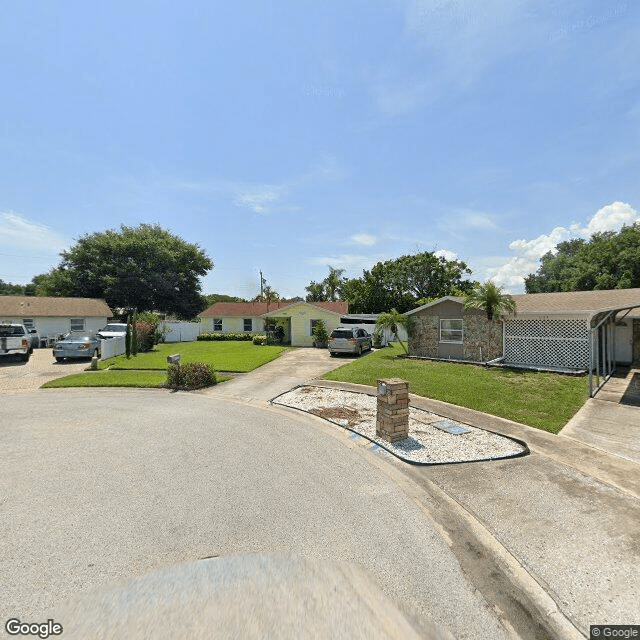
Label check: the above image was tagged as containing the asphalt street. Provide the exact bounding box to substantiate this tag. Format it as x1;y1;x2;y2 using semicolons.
1;388;510;640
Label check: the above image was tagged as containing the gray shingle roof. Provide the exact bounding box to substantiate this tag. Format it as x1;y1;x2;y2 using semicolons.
0;296;112;317
510;289;640;316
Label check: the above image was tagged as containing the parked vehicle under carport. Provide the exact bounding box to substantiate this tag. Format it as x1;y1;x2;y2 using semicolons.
328;327;373;356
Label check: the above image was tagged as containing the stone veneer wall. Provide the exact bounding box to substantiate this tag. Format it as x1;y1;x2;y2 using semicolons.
408;309;502;362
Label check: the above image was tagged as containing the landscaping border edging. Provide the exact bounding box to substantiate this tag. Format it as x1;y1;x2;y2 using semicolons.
271;384;530;467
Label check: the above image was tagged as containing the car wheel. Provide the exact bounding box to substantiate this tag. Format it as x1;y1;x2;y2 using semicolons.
329;352;336;357
55;357;64;363
21;353;30;362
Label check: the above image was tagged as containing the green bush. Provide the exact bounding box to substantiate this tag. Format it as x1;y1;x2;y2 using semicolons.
135;321;156;352
198;332;254;341
373;326;383;348
312;319;328;347
252;334;268;345
167;362;217;389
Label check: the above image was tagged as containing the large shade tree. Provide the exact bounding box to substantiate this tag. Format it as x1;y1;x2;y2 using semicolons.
525;224;640;293
34;224;213;318
339;252;476;313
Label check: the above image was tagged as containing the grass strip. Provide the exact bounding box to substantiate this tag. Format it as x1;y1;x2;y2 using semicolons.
42;370;234;389
323;344;588;433
42;370;168;388
99;341;286;372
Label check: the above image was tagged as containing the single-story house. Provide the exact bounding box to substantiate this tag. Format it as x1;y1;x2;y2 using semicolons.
406;289;640;396
199;300;349;347
406;297;503;363
0;296;112;343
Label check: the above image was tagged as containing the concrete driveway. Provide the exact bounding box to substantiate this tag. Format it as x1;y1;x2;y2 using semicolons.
0;388;511;640
0;348;90;393
204;346;362;403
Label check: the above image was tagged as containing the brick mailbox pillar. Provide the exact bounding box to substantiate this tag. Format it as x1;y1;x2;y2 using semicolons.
376;378;409;442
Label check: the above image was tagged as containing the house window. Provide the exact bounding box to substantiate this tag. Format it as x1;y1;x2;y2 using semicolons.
22;319;34;330
213;318;223;332
70;318;85;332
440;319;463;343
310;319;320;336
243;318;252;332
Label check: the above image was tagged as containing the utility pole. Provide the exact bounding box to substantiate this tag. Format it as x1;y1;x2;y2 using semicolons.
260;270;265;298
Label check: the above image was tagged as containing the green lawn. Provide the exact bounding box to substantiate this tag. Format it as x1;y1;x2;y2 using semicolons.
323;344;588;433
99;341;287;372
42;370;169;388
42;369;233;389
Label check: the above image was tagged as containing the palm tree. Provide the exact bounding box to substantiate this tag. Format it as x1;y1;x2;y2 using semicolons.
375;309;413;354
463;281;515;320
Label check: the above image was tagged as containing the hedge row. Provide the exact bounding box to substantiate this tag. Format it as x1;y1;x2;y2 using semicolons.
197;332;254;341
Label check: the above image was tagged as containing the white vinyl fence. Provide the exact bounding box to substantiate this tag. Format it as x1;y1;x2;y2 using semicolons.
162;321;202;343
100;336;126;360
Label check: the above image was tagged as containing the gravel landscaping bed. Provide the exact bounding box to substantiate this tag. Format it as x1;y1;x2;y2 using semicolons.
274;385;527;464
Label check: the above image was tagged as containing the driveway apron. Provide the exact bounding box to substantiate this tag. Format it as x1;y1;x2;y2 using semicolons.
202;347;352;403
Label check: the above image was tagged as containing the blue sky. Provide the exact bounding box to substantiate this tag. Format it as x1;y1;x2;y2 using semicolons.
1;1;639;298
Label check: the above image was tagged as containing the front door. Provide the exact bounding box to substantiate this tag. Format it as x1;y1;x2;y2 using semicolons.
615;322;633;364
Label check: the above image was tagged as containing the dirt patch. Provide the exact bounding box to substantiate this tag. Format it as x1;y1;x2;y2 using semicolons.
308;406;361;427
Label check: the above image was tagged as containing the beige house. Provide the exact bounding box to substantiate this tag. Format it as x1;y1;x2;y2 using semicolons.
199;300;348;347
0;296;112;342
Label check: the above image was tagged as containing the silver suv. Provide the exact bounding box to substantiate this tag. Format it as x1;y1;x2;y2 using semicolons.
328;326;372;357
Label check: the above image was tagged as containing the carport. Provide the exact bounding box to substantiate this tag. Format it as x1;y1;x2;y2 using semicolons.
506;290;640;397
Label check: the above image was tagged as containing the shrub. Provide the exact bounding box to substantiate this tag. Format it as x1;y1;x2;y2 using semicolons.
137;312;168;345
167;362;217;389
252;334;268;345
198;332;254;341
373;326;383;348
135;321;156;352
312;319;328;347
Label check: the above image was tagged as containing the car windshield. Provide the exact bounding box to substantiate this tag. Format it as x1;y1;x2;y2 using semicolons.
101;324;126;331
0;325;26;337
331;330;354;339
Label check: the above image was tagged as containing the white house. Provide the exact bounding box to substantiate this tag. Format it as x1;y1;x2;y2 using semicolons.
0;296;112;343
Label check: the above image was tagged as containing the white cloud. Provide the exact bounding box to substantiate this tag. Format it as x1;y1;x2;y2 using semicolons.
171;155;346;215
350;233;377;246
486;202;639;291
438;207;499;238
0;210;70;254
435;248;458;261
572;201;638;235
233;187;285;214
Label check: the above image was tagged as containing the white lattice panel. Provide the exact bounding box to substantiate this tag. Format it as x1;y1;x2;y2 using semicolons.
504;319;589;368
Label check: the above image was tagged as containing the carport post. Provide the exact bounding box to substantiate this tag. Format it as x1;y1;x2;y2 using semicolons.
588;327;594;397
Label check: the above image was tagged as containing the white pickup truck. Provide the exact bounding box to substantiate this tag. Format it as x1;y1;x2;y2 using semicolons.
0;323;32;362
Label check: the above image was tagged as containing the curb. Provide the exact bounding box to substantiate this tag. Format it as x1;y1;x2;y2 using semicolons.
312;379;640;499
270;384;530;467
270;383;588;639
